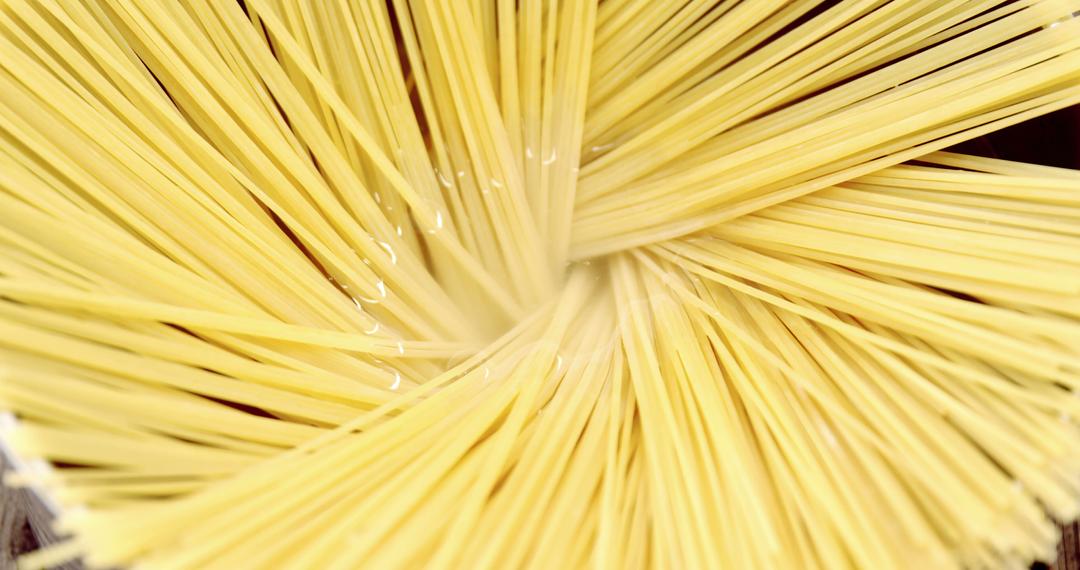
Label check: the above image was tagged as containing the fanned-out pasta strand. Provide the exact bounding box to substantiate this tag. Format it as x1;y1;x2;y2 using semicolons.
571;7;1080;255
2;1;1080;569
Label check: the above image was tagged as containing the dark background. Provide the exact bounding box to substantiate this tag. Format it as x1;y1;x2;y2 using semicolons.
949;106;1080;169
951;105;1080;570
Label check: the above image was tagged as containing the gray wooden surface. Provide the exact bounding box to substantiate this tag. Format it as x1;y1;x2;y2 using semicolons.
1;453;80;570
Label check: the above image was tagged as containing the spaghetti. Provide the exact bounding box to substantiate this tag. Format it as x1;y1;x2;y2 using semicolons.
1;1;1079;568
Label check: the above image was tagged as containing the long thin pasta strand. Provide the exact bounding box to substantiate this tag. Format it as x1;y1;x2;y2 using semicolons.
2;2;1080;569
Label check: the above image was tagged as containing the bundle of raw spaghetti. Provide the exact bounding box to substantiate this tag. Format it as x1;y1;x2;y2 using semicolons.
1;0;1080;568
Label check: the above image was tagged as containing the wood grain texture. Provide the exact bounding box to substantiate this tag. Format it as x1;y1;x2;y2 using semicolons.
2;453;40;569
1054;522;1080;570
1;453;82;570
